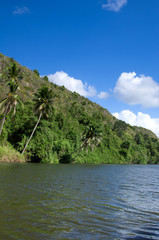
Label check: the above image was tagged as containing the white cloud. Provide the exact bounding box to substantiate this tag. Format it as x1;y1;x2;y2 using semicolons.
102;0;127;12
97;91;109;99
13;6;31;15
113;110;159;137
114;72;159;108
47;71;97;97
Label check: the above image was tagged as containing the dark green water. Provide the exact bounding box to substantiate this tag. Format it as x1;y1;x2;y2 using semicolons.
0;164;159;240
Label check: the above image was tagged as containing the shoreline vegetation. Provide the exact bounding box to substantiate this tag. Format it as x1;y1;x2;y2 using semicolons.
0;144;25;163
1;53;159;164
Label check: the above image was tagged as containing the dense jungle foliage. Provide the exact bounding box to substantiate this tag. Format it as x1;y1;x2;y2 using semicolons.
0;53;159;164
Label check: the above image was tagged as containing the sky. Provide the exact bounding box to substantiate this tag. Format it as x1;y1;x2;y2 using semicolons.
1;0;159;136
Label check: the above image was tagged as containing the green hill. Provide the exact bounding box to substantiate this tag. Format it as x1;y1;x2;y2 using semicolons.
0;53;159;164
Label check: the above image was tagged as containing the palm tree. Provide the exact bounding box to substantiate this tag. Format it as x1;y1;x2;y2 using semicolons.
71;123;102;160
22;86;54;154
1;58;22;84
0;59;23;137
0;80;23;136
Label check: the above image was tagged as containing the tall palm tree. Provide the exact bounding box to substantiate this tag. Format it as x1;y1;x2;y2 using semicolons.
22;86;54;154
0;80;22;136
0;59;23;137
71;123;102;160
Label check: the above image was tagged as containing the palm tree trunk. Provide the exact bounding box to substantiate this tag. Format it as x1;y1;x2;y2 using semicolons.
0;108;8;137
22;112;42;154
71;139;87;161
70;145;83;156
72;148;83;161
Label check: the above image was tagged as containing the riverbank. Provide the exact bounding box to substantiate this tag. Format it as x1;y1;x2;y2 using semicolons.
0;145;26;163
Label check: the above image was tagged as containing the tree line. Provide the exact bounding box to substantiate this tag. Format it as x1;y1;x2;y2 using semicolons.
0;59;102;162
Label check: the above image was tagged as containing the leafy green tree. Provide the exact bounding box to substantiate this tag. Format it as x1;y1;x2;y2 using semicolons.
43;75;49;82
113;120;127;137
0;79;22;136
121;140;130;150
33;69;40;77
22;86;54;154
135;133;143;145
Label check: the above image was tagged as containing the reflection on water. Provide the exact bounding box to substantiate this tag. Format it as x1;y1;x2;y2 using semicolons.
0;164;159;239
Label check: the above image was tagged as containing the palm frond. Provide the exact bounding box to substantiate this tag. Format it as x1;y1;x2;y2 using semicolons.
33;86;54;118
81;123;103;152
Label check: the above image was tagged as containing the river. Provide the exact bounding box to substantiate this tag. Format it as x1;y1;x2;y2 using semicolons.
0;164;159;240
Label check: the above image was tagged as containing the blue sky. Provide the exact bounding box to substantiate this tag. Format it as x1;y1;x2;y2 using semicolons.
1;0;159;136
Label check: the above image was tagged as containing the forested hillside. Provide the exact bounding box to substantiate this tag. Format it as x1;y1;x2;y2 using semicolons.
0;53;159;164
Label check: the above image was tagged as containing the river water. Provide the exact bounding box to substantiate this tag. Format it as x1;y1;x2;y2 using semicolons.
0;164;159;240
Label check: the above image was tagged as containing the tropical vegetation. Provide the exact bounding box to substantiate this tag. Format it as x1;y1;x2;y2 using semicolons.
0;53;159;164
22;86;54;154
0;60;23;136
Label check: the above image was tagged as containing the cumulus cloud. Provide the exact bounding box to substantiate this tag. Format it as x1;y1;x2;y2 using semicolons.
48;71;97;97
114;72;159;108
102;0;127;12
113;110;159;137
97;91;109;99
13;6;31;15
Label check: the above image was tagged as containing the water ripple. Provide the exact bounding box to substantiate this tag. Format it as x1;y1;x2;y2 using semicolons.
0;164;159;239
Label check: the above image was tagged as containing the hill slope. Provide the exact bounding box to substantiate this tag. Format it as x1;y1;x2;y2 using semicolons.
0;53;159;164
